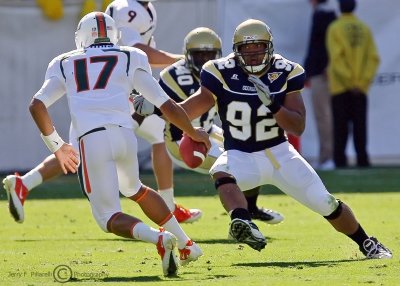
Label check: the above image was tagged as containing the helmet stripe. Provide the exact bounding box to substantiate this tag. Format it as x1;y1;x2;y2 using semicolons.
95;12;107;38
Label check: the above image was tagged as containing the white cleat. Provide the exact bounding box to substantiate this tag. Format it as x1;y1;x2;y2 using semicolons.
361;237;393;259
3;173;28;223
178;240;203;266
157;231;179;276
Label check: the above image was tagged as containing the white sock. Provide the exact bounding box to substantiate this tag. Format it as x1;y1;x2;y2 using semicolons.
158;188;175;211
21;169;43;191
131;222;159;244
162;216;190;249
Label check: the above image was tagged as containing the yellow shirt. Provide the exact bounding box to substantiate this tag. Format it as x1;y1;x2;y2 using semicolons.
326;14;380;95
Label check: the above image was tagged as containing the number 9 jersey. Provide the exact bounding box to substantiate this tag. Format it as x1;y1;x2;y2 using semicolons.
201;53;306;152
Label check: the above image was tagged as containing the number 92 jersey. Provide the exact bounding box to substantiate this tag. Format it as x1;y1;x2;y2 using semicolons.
201;53;305;153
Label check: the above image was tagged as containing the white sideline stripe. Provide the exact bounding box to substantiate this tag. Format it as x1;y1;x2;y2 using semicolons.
193;151;205;161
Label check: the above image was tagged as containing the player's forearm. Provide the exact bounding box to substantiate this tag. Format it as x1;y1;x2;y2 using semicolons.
160;100;197;137
134;43;182;68
274;108;305;136
29;98;55;136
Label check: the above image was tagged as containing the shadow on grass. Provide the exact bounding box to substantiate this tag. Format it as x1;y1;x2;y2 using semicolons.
101;275;163;282
233;259;362;268
12;237;278;245
100;273;232;283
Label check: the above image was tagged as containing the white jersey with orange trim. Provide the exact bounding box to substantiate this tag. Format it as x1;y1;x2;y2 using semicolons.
105;0;157;48
33;44;168;140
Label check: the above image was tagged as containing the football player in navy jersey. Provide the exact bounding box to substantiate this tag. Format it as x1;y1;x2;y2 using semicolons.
175;19;392;257
158;27;283;225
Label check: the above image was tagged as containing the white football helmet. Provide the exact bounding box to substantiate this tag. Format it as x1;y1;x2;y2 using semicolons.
75;12;120;49
233;19;274;74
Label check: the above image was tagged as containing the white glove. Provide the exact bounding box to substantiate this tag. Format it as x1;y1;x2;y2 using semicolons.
248;75;281;114
132;94;155;116
248;75;272;106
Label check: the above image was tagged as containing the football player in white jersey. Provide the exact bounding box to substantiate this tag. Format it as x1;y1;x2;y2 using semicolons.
105;0;202;223
28;12;208;276
156;27;283;224
2;0;199;224
141;19;392;258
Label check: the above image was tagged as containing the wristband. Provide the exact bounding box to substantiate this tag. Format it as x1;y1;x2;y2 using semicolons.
40;128;65;153
268;101;281;114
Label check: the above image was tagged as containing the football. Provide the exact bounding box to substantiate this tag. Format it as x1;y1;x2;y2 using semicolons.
179;134;207;168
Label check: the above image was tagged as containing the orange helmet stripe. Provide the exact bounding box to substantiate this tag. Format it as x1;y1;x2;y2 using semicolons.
95;12;107;38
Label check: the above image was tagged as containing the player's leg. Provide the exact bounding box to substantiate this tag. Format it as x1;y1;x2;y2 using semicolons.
244;187;284;224
2;154;63;223
117;127;202;266
268;142;392;259
134;113;202;223
79;126;178;276
167;127;283;225
210;150;267;252
3;125;78;223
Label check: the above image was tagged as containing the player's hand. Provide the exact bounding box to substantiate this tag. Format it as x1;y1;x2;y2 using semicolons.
54;144;80;174
187;127;211;151
132;94;155;116
248;75;281;114
248;75;273;106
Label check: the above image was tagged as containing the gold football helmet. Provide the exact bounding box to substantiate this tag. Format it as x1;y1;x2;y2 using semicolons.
233;19;274;74
183;27;222;77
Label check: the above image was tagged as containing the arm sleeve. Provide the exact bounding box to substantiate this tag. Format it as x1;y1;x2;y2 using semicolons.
33;59;66;107
132;68;169;108
119;26;142;47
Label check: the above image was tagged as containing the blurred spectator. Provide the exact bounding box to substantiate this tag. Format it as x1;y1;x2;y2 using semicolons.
327;0;380;168
304;0;336;170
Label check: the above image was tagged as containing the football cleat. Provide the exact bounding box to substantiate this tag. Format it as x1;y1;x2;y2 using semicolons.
229;218;267;251
157;231;179;276
249;207;284;224
173;204;202;223
360;237;393;259
3;173;28;223
178;240;203;266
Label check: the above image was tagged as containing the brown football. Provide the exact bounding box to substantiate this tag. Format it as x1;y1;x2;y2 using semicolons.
179;134;207;168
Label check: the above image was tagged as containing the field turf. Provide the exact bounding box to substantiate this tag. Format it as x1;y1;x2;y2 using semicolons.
0;167;399;285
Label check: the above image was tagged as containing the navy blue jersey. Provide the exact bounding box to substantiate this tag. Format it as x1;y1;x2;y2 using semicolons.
201;53;305;152
159;59;217;142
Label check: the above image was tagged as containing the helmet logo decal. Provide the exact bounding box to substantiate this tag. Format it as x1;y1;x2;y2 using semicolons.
268;72;282;83
95;12;107;38
243;35;258;40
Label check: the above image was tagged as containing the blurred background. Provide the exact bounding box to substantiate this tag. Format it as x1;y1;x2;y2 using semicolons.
0;0;399;173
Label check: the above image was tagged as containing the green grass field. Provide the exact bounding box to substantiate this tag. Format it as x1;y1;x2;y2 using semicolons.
0;168;399;286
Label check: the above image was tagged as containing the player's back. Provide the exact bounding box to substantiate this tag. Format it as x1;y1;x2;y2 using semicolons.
105;0;157;47
53;44;149;137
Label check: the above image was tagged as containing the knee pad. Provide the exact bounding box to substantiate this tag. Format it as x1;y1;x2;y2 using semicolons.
214;176;237;189
323;200;343;220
